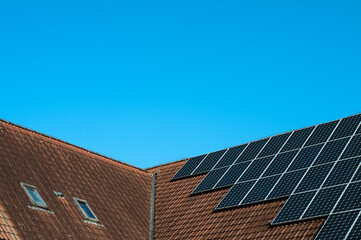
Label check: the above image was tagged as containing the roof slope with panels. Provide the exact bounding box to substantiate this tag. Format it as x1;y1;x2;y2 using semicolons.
147;161;324;239
165;113;361;239
1;113;361;239
0;119;152;240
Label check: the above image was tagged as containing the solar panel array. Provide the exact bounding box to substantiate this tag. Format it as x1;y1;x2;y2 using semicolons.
172;114;361;239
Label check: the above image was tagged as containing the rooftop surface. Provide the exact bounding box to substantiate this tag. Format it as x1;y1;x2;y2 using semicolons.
0;119;151;239
1;113;361;239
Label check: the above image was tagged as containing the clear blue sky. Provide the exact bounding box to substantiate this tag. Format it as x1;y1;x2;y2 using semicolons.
0;1;360;168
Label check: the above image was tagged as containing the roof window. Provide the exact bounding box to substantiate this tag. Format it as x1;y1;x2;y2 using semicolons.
73;198;98;222
21;183;48;209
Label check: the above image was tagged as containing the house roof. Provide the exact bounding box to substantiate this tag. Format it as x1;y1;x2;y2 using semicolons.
147;113;361;240
147;161;324;239
0;113;361;239
0;119;152;239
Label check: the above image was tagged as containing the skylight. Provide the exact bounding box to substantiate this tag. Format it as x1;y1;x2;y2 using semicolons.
21;183;48;209
73;198;98;222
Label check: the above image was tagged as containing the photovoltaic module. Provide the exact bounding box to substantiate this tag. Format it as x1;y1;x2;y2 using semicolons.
172;113;361;239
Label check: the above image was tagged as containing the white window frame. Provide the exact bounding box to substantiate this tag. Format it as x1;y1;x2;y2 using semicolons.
73;197;99;222
20;182;48;209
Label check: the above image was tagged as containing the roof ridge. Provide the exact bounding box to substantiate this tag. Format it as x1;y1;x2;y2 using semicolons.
146;158;188;171
0;118;149;174
156;112;361;169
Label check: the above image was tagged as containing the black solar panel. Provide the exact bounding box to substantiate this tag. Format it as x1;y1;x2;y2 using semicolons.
335;182;361;212
172;154;207;179
346;212;361;239
287;144;323;171
192;167;229;194
281;127;315;152
216;181;256;210
314;138;349;165
295;163;333;193
331;114;361;140
241;175;280;204
273;191;316;224
341;135;361;160
192;149;227;175
258;133;291;158
215;161;251;189
324;157;361;187
351;158;361;182
237;156;273;182
305;120;339;146
302;185;345;219
262;150;298;177
236;138;269;163
315;211;359;240
214;144;247;169
174;113;361;238
267;169;306;199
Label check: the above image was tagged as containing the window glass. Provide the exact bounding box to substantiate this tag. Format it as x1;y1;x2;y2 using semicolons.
21;183;48;208
74;198;98;221
26;188;46;206
78;201;96;219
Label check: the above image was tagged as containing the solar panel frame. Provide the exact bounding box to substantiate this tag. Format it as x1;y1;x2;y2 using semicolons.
272;191;317;224
305;120;339;146
314;210;360;240
323;157;361;187
265;126;318;200
192;166;229;194
288;120;341;192
280;126;315;152
213;144;248;169
268;120;342;223
192;149;228;175
215;180;256;210
235;138;270;163
287;144;323;172
172;154;208;180
262;150;298;177
258;132;292;158
341;134;361;160
295;163;334;193
296;132;356;219
330;114;361;140
326;153;361;219
334;181;361;213
345;210;361;239
301;185;346;219
241;175;280;205
266;169;307;200
214;161;252;189
313;137;350;165
237;156;274;182
351;158;361;182
357;125;361;134
186;112;361;236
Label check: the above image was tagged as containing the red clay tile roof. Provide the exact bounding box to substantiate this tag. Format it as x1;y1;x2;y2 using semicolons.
0;119;152;239
148;160;325;239
0;117;332;239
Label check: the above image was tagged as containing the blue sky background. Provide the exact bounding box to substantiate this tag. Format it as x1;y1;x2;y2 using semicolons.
0;1;360;168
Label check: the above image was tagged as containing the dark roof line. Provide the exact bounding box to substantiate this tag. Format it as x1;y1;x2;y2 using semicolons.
160;112;361;166
146;158;188;171
0;117;149;174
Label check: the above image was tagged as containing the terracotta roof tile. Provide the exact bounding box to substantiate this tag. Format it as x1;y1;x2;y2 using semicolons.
0;119;152;239
0;116;337;239
150;160;325;239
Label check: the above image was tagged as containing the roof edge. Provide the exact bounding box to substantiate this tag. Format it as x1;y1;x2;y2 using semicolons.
0;117;149;174
146;158;188;171
147;111;361;172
